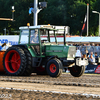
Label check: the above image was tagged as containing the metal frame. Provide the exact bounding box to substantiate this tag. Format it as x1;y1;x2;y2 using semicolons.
0;18;13;21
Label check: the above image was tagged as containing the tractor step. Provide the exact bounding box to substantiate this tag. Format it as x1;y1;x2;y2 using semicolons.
32;57;42;67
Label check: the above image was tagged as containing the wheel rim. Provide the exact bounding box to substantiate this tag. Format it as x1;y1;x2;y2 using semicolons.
5;50;21;73
50;64;57;73
72;67;77;72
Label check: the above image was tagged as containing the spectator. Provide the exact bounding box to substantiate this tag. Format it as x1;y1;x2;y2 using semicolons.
95;52;98;63
75;47;82;58
89;52;95;57
89;54;95;65
82;54;87;59
85;49;89;58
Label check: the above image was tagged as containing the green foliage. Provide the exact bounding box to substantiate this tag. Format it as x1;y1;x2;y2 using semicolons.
0;0;99;36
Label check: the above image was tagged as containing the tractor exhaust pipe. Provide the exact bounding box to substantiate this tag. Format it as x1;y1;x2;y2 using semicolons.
64;27;66;45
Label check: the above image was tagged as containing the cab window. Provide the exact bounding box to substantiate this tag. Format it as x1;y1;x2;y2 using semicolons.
20;30;29;44
30;29;39;44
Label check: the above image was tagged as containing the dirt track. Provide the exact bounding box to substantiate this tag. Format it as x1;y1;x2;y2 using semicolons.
0;73;100;100
0;81;100;94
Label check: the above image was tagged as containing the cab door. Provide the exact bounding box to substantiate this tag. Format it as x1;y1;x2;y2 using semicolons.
28;29;42;57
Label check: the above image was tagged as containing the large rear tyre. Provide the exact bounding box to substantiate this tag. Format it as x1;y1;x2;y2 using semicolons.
46;58;63;77
3;46;26;76
21;49;32;76
69;65;85;77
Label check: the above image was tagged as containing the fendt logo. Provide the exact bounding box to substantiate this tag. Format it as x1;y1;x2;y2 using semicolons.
0;39;8;44
0;39;18;45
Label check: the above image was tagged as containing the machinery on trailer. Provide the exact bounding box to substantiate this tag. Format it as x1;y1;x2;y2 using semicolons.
3;25;88;77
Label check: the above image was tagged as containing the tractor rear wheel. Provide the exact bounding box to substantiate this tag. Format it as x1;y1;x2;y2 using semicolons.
46;58;63;77
69;65;85;77
21;49;32;76
3;46;26;76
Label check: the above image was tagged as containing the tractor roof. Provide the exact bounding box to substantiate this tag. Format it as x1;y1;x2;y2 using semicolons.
19;25;67;31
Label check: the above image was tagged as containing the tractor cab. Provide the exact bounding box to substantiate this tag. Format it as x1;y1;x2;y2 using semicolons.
19;25;67;57
19;25;59;44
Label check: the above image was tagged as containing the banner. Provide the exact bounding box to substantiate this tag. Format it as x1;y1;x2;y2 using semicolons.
85;64;100;74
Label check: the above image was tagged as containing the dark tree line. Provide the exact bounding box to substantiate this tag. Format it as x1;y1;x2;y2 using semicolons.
0;0;99;36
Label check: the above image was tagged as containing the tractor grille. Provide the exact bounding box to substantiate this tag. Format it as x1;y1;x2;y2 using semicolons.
31;45;40;56
68;46;76;58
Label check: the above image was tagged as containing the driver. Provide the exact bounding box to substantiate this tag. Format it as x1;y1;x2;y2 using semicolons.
30;30;39;43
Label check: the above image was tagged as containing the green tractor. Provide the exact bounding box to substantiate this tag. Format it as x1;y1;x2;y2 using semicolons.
3;25;88;77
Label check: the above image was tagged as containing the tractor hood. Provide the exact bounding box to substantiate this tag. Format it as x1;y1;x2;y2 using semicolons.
45;45;76;59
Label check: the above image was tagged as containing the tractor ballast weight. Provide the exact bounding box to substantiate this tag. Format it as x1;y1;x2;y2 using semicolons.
3;25;88;77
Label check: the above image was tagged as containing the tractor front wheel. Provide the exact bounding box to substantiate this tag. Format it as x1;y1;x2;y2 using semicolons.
46;58;63;77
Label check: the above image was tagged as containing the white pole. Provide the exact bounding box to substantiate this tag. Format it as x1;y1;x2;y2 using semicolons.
34;0;38;26
92;11;100;36
12;6;15;20
4;28;6;35
87;4;89;36
99;13;100;36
